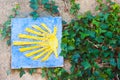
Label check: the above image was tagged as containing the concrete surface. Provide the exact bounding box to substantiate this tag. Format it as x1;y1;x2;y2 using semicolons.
0;0;120;80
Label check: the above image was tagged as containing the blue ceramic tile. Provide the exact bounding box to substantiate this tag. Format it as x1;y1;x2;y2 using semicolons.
11;17;63;69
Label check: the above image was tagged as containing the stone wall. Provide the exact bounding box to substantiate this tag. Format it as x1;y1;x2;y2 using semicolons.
0;0;120;80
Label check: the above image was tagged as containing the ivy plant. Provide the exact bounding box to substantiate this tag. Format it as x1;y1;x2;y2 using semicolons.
41;1;120;80
0;4;20;45
70;0;80;15
30;0;59;19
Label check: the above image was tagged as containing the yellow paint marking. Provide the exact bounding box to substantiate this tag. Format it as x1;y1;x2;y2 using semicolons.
32;25;48;34
41;50;52;62
19;34;44;40
53;49;58;58
25;47;48;57
41;23;51;33
13;23;59;62
33;48;51;60
13;41;45;45
53;27;57;35
19;45;41;52
25;28;44;36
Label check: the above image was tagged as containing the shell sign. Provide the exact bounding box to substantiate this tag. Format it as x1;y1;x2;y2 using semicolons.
11;17;63;69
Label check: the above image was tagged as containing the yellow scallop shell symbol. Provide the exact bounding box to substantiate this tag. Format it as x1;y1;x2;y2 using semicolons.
13;23;58;62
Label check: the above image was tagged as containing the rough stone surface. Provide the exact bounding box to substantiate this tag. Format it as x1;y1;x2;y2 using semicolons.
0;0;119;80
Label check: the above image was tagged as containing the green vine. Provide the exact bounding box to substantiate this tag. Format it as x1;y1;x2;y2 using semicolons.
30;0;59;19
40;1;120;80
70;0;80;15
0;4;20;45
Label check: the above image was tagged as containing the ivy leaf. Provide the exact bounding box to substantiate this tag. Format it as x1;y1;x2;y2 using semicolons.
41;0;49;4
117;58;120;70
72;51;80;63
95;36;104;43
93;71;100;76
70;3;80;15
62;30;69;36
75;37;81;46
97;0;102;3
97;77;105;80
19;68;25;78
30;4;39;10
68;45;75;51
95;28;106;35
110;58;116;66
80;32;89;39
30;0;37;3
93;62;100;68
92;19;100;27
62;20;67;25
81;61;91;70
87;31;96;38
104;31;113;38
102;4;108;11
68;39;75;51
70;65;75;73
117;40;120;47
102;46;108;51
30;0;39;10
95;5;100;11
77;15;83;19
103;13;109;20
69;30;76;38
48;70;52;77
76;71;82;77
100;23;108;29
51;5;59;14
7;39;11;45
105;69;112;76
103;51;110;57
44;3;51;9
30;11;39;19
29;68;36;75
109;40;117;46
42;69;46;78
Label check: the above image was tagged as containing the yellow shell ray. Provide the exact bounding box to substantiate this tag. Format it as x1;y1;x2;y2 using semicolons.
41;23;51;33
13;23;59;62
25;47;48;57
32;48;51;60
25;28;44;36
13;41;47;45
41;50;53;62
19;34;45;40
32;25;49;34
19;45;42;52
